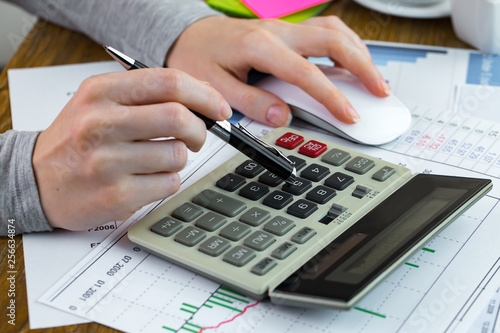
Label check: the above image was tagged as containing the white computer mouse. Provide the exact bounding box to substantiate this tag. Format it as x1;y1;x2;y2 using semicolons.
255;66;412;145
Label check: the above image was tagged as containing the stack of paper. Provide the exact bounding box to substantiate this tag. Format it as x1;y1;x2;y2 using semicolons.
206;0;332;22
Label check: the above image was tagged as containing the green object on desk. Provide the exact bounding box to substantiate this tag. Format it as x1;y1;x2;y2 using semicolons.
206;0;330;22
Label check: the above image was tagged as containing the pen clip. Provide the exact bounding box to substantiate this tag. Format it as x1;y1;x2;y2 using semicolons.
236;123;294;166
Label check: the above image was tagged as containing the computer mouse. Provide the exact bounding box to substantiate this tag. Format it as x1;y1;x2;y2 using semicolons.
254;66;412;145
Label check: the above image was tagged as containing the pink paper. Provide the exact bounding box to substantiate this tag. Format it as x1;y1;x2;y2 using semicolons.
241;0;330;19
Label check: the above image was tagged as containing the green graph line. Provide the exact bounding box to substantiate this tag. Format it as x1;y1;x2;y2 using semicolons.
162;326;177;332
219;285;246;297
214;291;250;304
405;262;419;268
422;247;436;253
354;307;386;318
211;295;234;304
207;299;243;312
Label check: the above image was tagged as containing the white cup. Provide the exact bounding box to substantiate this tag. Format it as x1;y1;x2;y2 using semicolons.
400;0;445;5
451;0;500;54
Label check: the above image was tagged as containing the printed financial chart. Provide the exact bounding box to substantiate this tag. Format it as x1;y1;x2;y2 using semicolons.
41;43;500;333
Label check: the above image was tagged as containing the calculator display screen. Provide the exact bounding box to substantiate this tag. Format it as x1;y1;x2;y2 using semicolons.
273;174;491;304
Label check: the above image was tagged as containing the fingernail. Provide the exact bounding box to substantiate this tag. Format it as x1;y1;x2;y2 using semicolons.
345;104;360;123
267;105;291;127
221;100;233;119
380;78;392;95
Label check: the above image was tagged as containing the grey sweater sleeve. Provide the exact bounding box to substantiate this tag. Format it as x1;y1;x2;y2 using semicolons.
0;131;52;235
10;0;224;67
1;0;224;235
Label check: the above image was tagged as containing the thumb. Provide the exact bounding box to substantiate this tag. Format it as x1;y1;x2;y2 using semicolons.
214;72;293;127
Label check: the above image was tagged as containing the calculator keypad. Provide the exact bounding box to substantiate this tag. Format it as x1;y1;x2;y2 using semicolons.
129;128;412;298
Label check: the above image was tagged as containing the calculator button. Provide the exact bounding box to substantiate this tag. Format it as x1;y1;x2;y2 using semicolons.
151;216;184;237
287;199;318;218
282;177;312;195
198;236;231;257
216;173;246;192
345;156;375;174
324;172;354;190
263;190;294;210
195;212;227;232
352;185;371;199
172;202;203;222
328;203;347;218
174;226;207;247
251;257;277;276
239;182;269;200
219;221;251;241
300;163;330;181
244;231;276;251
263;216;295;236
299;140;328;158
240;208;271;226
287;155;307;170
271;242;297;260
193;190;247;217
235;160;265;178
223;246;256;267
258;171;284;187
291;227;316;244
275;132;304;149
321;148;351;166
372;166;396;181
306;185;337;204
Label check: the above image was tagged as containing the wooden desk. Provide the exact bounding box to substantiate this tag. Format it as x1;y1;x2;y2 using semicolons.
0;1;470;332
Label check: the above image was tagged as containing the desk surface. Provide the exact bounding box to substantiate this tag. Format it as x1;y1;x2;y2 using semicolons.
0;1;470;332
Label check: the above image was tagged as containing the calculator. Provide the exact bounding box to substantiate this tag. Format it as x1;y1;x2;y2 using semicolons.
128;128;492;308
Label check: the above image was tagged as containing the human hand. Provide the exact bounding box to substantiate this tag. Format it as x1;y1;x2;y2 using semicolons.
32;68;232;231
166;16;391;127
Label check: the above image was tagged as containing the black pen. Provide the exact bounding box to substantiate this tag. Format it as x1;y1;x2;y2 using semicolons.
103;45;296;184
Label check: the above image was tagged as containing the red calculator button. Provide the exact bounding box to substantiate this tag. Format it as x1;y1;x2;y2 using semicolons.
276;132;304;150
299;140;328;158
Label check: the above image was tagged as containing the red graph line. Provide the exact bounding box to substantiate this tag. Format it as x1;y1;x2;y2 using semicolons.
198;301;260;333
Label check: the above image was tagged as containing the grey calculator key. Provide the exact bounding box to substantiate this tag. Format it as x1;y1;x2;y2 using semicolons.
300;163;330;181
251;257;277;275
325;172;354;190
198;236;231;257
235;160;264;178
263;216;295;236
240;208;271;226
291;227;316;244
151;216;183;237
174;226;206;247
263;190;294;209
352;185;371;198
372;166;396;181
282;177;312;195
195;212;227;231
172;202;203;222
243;231;276;251
271;242;297;260
223;245;256;267
287;155;307;170
216;173;246;192
287;199;318;219
220;221;251;241
193;189;247;217
345;156;375;174
322;148;351;166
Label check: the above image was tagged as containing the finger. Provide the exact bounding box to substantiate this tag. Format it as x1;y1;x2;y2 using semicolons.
211;69;293;127
108;102;207;150
262;18;390;98
81;68;232;120
110;172;182;220
244;38;359;123
101;139;190;175
299;16;372;59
